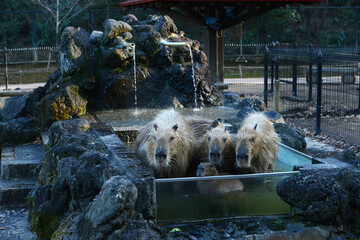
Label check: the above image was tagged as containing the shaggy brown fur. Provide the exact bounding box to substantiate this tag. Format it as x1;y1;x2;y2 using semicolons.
196;162;244;196
135;109;196;178
196;119;236;174
235;112;280;173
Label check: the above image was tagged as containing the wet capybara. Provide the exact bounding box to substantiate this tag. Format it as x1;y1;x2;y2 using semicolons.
235;112;280;173
135;109;196;178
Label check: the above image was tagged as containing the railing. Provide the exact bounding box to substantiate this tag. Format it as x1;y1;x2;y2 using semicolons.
0;46;58;89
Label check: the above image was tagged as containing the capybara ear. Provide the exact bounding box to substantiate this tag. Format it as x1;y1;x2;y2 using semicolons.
224;125;228;132
217;118;223;123
172;124;178;132
153;123;159;131
211;120;219;128
253;123;257;130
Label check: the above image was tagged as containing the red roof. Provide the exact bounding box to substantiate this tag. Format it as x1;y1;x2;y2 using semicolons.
120;0;321;7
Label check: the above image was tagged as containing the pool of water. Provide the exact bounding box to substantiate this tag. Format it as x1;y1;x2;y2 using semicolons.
93;107;239;128
94;108;321;224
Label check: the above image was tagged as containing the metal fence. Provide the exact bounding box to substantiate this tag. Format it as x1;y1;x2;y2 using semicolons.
224;43;360;146
0;47;58;89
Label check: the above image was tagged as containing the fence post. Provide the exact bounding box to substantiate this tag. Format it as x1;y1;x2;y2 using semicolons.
308;43;313;101
270;42;275;92
3;46;8;90
292;42;298;96
315;49;323;135
264;45;269;106
274;49;280;113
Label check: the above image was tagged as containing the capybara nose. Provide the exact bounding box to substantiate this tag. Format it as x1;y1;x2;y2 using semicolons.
210;152;221;159
236;154;249;162
155;152;167;159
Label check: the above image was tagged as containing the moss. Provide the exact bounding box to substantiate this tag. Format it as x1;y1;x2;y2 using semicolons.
33;213;60;239
113;68;123;74
266;218;286;231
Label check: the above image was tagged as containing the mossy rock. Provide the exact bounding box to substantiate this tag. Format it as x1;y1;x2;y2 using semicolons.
33;213;60;239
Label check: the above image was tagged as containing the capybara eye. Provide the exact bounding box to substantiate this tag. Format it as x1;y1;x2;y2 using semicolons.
223;137;227;142
170;136;175;141
250;137;256;142
207;136;211;141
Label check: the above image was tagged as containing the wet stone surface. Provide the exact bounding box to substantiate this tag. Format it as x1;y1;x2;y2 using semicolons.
0;205;37;240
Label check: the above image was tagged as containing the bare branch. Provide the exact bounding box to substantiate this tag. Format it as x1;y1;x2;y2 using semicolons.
30;0;56;18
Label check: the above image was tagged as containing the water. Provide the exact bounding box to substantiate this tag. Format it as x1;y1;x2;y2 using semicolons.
187;44;198;109
93;107;239;128
160;40;198;108
131;44;138;114
156;174;293;224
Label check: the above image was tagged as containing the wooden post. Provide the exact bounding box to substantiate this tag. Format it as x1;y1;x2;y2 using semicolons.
274;54;280;112
217;29;224;83
315;50;323;135
47;49;52;71
4;46;8;90
19;70;22;84
208;28;218;83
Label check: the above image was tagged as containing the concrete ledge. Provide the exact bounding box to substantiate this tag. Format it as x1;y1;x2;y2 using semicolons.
0;89;33;97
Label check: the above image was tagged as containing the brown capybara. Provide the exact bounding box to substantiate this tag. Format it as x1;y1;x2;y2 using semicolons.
135;109;196;178
196;162;244;196
197;119;236;174
235;112;280;173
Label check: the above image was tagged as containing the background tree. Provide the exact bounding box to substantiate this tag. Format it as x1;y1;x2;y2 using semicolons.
29;0;102;47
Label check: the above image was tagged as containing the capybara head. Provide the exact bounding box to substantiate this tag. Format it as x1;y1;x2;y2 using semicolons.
196;162;218;177
235;124;260;168
204;119;231;167
149;123;180;168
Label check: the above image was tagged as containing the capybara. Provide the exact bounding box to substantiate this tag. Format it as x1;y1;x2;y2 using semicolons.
196;162;244;196
235;112;280;173
135;109;196;178
197;119;236;174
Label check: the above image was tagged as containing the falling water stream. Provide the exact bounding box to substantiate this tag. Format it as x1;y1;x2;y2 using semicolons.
131;43;139;115
160;40;198;109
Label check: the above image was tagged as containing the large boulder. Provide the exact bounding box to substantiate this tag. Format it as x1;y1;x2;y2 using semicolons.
60;27;92;77
0;117;40;146
102;19;132;46
36;84;87;127
274;123;307;151
0;94;31;121
277;168;360;229
236;98;266;123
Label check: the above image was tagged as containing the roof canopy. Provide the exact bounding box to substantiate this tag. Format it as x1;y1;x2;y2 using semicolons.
120;0;321;30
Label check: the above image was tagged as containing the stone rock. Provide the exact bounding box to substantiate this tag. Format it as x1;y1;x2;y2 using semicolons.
90;30;103;43
85;176;137;233
48;119;91;147
102;19;132;46
121;32;133;41
0;94;31;121
39;133;107;185
36;84;87;127
105;47;134;69
237;106;259;123
60;27;92;77
276;170;349;226
236;98;266;123
5;117;40;144
274;123;307;151
223;91;241;106
264;111;285;123
122;14;138;25
236;98;267;111
153;15;178;38
341;149;360;167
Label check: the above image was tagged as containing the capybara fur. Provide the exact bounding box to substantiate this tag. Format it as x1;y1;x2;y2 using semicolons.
135;109;196;178
235;112;280;173
196;162;244;196
197;119;236;174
